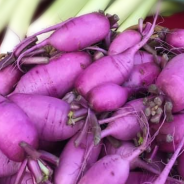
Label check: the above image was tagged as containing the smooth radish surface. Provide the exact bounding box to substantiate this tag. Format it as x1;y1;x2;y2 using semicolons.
87;82;130;112
108;30;141;55
0;96;38;162
152;135;184;184
99;98;145;141
125;172;180;184
0;172;33;184
104;140;160;174
78;134;149;184
0;150;20;177
9;93;83;141
156;53;184;112
16;12;110;65
78;154;130;184
123;61;161;90
54;133;101;184
151;113;184;152
75;13;158;98
0;64;22;95
12;52;92;98
165;29;184;53
134;50;159;65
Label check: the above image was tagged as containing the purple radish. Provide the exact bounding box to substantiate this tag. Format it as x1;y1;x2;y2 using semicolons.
0;96;38;162
9;93;83;141
165;29;184;54
152;136;184;184
126;172;183;184
156;53;184;112
0;64;22;95
123;61;161;90
16;12;110;66
87;82;131;112
12;52;92;98
75;13;158;98
134;50;161;65
54;133;102;184
151;113;184;152
98;98;145;141
0;172;34;184
0;149;20;177
104;140;161;174
78;128;149;184
177;150;184;179
108;30;142;55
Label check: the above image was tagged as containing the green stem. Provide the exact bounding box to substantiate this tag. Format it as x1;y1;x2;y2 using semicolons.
105;0;145;25
1;0;40;53
27;0;88;42
117;0;158;32
77;0;111;16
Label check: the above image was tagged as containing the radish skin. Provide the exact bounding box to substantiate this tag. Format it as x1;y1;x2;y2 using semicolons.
99;98;145;141
0;172;33;184
156;53;184;112
16;12;110;67
0;97;38;162
54;133;101;184
0;150;20;177
75;13;158;98
151;113;184;152
9;93;83;141
108;29;142;55
0;64;22;95
87;82;130;112
12;52;92;98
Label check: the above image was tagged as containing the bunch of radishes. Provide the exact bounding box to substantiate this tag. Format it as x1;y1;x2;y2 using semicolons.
0;10;184;184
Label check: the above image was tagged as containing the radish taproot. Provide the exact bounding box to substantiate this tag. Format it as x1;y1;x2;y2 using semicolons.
78;125;149;184
98;98;145;141
54;133;101;184
0;64;22;95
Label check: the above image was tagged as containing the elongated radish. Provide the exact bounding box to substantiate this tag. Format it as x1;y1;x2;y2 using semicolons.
54;133;101;184
0;96;38;162
9;93;83;141
104;140;161;174
134;50;161;65
165;29;184;54
0;64;22;95
16;12;110;67
151;113;184;152
75;13;158;98
99;98;145;141
87;82;130;112
126;172;183;184
108;29;142;55
12;52;92;98
0;172;34;184
123;61;161;90
156;53;184;112
152;136;184;184
0;150;20;177
78;127;149;184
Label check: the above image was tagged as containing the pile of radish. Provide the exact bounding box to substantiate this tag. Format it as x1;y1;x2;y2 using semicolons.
1;10;184;184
